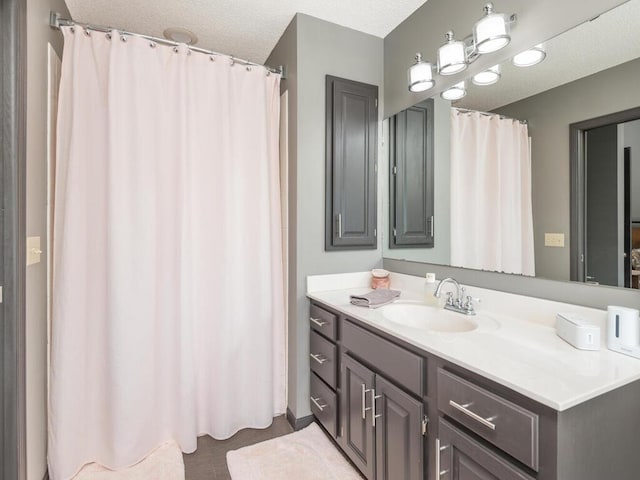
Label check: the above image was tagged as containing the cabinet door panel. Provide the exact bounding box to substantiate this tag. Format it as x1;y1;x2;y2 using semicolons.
374;376;424;480
439;419;534;480
390;99;434;248
325;75;378;250
341;354;375;479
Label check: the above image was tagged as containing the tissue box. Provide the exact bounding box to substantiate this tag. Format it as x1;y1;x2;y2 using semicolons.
556;313;600;351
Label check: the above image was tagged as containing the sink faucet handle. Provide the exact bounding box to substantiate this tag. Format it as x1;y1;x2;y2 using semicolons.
464;295;481;312
446;291;455;306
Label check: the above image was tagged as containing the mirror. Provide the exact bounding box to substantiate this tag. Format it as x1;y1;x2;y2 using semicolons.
384;0;640;289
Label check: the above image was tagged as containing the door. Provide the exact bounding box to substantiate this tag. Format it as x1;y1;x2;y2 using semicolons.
439;420;533;480
325;75;378;250
390;99;434;248
584;124;620;286
340;354;375;479
374;375;424;480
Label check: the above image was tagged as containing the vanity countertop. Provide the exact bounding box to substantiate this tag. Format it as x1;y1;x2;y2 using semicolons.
307;272;640;411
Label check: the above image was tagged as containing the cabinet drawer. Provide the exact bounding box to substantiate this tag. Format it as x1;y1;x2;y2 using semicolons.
310;373;337;438
438;369;539;471
342;320;423;397
310;330;337;388
439;419;534;480
310;303;338;341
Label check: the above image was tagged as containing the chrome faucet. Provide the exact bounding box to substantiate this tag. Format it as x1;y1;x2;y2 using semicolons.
434;277;479;316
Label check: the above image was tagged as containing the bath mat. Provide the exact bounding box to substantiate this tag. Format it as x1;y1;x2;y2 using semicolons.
72;440;184;480
226;422;362;479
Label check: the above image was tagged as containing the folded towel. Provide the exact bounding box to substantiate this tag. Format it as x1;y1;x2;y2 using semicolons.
350;289;401;308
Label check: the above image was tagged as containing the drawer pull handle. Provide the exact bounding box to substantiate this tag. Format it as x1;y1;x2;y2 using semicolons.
449;400;497;431
310;317;328;327
310;396;328;411
371;388;382;427
310;353;328;365
361;384;372;419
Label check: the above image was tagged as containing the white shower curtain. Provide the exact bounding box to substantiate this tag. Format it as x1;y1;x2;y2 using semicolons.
450;109;535;276
49;27;285;480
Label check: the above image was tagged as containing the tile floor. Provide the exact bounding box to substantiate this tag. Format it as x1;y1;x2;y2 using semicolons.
183;415;293;480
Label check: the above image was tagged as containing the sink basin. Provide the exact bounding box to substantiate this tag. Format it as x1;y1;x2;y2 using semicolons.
380;303;479;333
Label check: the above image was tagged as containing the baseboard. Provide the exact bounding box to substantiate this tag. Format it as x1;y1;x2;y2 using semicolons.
286;407;314;431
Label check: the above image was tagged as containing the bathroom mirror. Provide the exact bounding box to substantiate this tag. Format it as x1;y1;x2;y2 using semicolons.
383;0;640;290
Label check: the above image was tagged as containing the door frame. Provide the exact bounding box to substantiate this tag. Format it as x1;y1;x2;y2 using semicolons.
569;106;640;282
1;0;28;478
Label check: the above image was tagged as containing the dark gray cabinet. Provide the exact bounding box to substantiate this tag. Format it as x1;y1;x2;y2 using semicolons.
438;419;534;480
389;99;434;248
340;353;425;480
325;75;378;250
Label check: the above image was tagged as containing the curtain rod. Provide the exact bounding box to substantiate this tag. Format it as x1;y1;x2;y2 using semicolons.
49;11;286;78
453;107;527;125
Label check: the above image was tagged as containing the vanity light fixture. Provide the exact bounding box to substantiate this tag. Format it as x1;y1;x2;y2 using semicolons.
437;31;467;75
473;3;511;54
408;53;435;92
472;64;501;86
441;81;467;101
512;44;546;67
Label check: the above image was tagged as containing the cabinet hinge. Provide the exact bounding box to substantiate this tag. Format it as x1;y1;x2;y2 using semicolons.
422;415;429;436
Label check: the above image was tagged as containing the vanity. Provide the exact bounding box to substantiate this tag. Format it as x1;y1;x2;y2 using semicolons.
307;272;640;480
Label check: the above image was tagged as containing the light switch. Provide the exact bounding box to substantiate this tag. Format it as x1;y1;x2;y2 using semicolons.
545;233;565;248
27;236;43;266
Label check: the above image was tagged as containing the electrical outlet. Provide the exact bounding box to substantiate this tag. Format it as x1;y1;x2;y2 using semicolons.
545;233;565;248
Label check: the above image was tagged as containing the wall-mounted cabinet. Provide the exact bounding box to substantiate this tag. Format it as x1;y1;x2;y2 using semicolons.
389;99;434;249
325;75;378;250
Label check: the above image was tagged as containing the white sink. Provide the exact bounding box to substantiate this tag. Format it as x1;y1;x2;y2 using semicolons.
379;303;479;333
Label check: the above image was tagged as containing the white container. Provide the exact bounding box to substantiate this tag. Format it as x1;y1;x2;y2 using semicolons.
607;306;640;359
555;313;600;351
424;273;440;307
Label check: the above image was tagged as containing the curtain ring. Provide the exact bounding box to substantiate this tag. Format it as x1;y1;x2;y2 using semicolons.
105;32;112;40
246;66;251;71
230;58;235;66
209;55;216;62
149;42;156;48
187;49;192;56
173;46;179;54
83;28;91;36
120;35;127;42
70;26;75;34
266;71;271;76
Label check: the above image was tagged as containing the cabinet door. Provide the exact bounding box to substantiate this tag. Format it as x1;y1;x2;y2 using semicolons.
374;376;424;480
389;99;434;248
341;354;376;479
325;75;378;250
439;419;533;480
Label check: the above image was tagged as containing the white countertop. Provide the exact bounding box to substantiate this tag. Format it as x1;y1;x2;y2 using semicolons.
307;272;640;411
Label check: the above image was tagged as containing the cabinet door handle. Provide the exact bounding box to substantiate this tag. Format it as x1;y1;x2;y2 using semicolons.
371;388;382;427
361;383;372;419
436;438;450;477
310;353;328;365
449;400;497;431
310;396;328;411
310;317;328;327
337;213;342;238
429;215;434;238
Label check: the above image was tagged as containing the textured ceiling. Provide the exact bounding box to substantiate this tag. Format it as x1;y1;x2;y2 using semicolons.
456;0;640;113
63;0;428;64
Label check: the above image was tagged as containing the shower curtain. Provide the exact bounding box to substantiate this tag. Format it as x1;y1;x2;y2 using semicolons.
49;27;285;479
450;109;535;276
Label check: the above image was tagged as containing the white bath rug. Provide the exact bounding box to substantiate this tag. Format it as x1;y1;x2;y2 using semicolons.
226;422;362;479
72;440;184;480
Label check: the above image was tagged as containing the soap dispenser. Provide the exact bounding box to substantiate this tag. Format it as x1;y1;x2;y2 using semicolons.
424;273;439;306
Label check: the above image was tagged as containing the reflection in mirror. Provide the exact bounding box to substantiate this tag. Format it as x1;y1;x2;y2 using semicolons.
384;0;640;290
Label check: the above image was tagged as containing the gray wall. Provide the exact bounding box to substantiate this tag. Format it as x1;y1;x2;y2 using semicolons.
383;96;451;264
495;57;640;281
383;0;627;118
624;119;640;220
266;17;299;421
269;14;384;419
26;0;69;478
